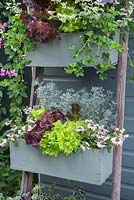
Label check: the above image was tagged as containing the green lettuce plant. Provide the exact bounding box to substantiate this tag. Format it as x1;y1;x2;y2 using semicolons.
40;120;85;156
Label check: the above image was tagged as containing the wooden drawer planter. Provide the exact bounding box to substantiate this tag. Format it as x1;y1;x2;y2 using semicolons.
26;33;119;67
10;139;113;185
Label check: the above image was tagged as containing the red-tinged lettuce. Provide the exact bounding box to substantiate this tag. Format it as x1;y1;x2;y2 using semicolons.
26;20;60;43
25;109;65;147
21;0;60;43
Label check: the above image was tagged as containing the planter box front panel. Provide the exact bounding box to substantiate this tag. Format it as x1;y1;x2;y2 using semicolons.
10;140;113;185
26;33;118;67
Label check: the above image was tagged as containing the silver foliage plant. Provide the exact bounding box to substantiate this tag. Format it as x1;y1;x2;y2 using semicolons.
35;81;116;127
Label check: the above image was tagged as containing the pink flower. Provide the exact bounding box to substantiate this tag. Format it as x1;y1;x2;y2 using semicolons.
96;134;105;139
85;119;93;124
97;142;106;148
111;137;123;146
89;125;97;131
11;69;17;77
123;134;129;139
115;127;120;132
27;124;36;132
0;139;7;147
119;133;129;142
103;135;110;141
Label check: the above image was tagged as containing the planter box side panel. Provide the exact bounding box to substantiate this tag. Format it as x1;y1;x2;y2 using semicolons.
10;140;113;185
26;33;118;67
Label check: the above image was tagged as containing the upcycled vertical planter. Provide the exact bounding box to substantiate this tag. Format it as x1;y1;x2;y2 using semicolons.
10;139;113;185
26;32;119;67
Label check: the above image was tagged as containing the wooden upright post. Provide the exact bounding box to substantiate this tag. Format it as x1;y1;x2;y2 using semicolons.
112;32;129;200
21;67;36;193
21;67;45;193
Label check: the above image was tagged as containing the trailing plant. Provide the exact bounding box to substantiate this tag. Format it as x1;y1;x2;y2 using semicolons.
35;81;116;127
0;0;34;129
53;0;134;79
19;0;134;79
0;0;34;196
0;184;86;200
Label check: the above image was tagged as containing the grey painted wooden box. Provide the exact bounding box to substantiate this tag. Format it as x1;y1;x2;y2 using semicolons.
10;140;113;185
26;33;119;67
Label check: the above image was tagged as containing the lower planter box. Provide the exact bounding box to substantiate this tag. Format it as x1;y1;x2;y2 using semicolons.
26;32;119;67
10;139;113;185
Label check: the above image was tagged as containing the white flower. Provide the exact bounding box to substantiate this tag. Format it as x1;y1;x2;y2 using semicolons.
11;126;18;131
21;126;26;132
80;145;86;152
76;126;85;132
24;107;32;115
7;134;15;141
5;120;12;126
0;139;7;147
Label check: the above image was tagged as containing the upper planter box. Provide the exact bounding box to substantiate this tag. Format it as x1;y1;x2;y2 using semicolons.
10;140;113;185
26;33;119;67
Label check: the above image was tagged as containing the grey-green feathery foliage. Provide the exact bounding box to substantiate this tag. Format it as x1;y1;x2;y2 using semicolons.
35;81;116;127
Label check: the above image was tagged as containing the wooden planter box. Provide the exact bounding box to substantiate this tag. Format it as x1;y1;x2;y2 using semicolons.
26;33;119;67
10;140;113;185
